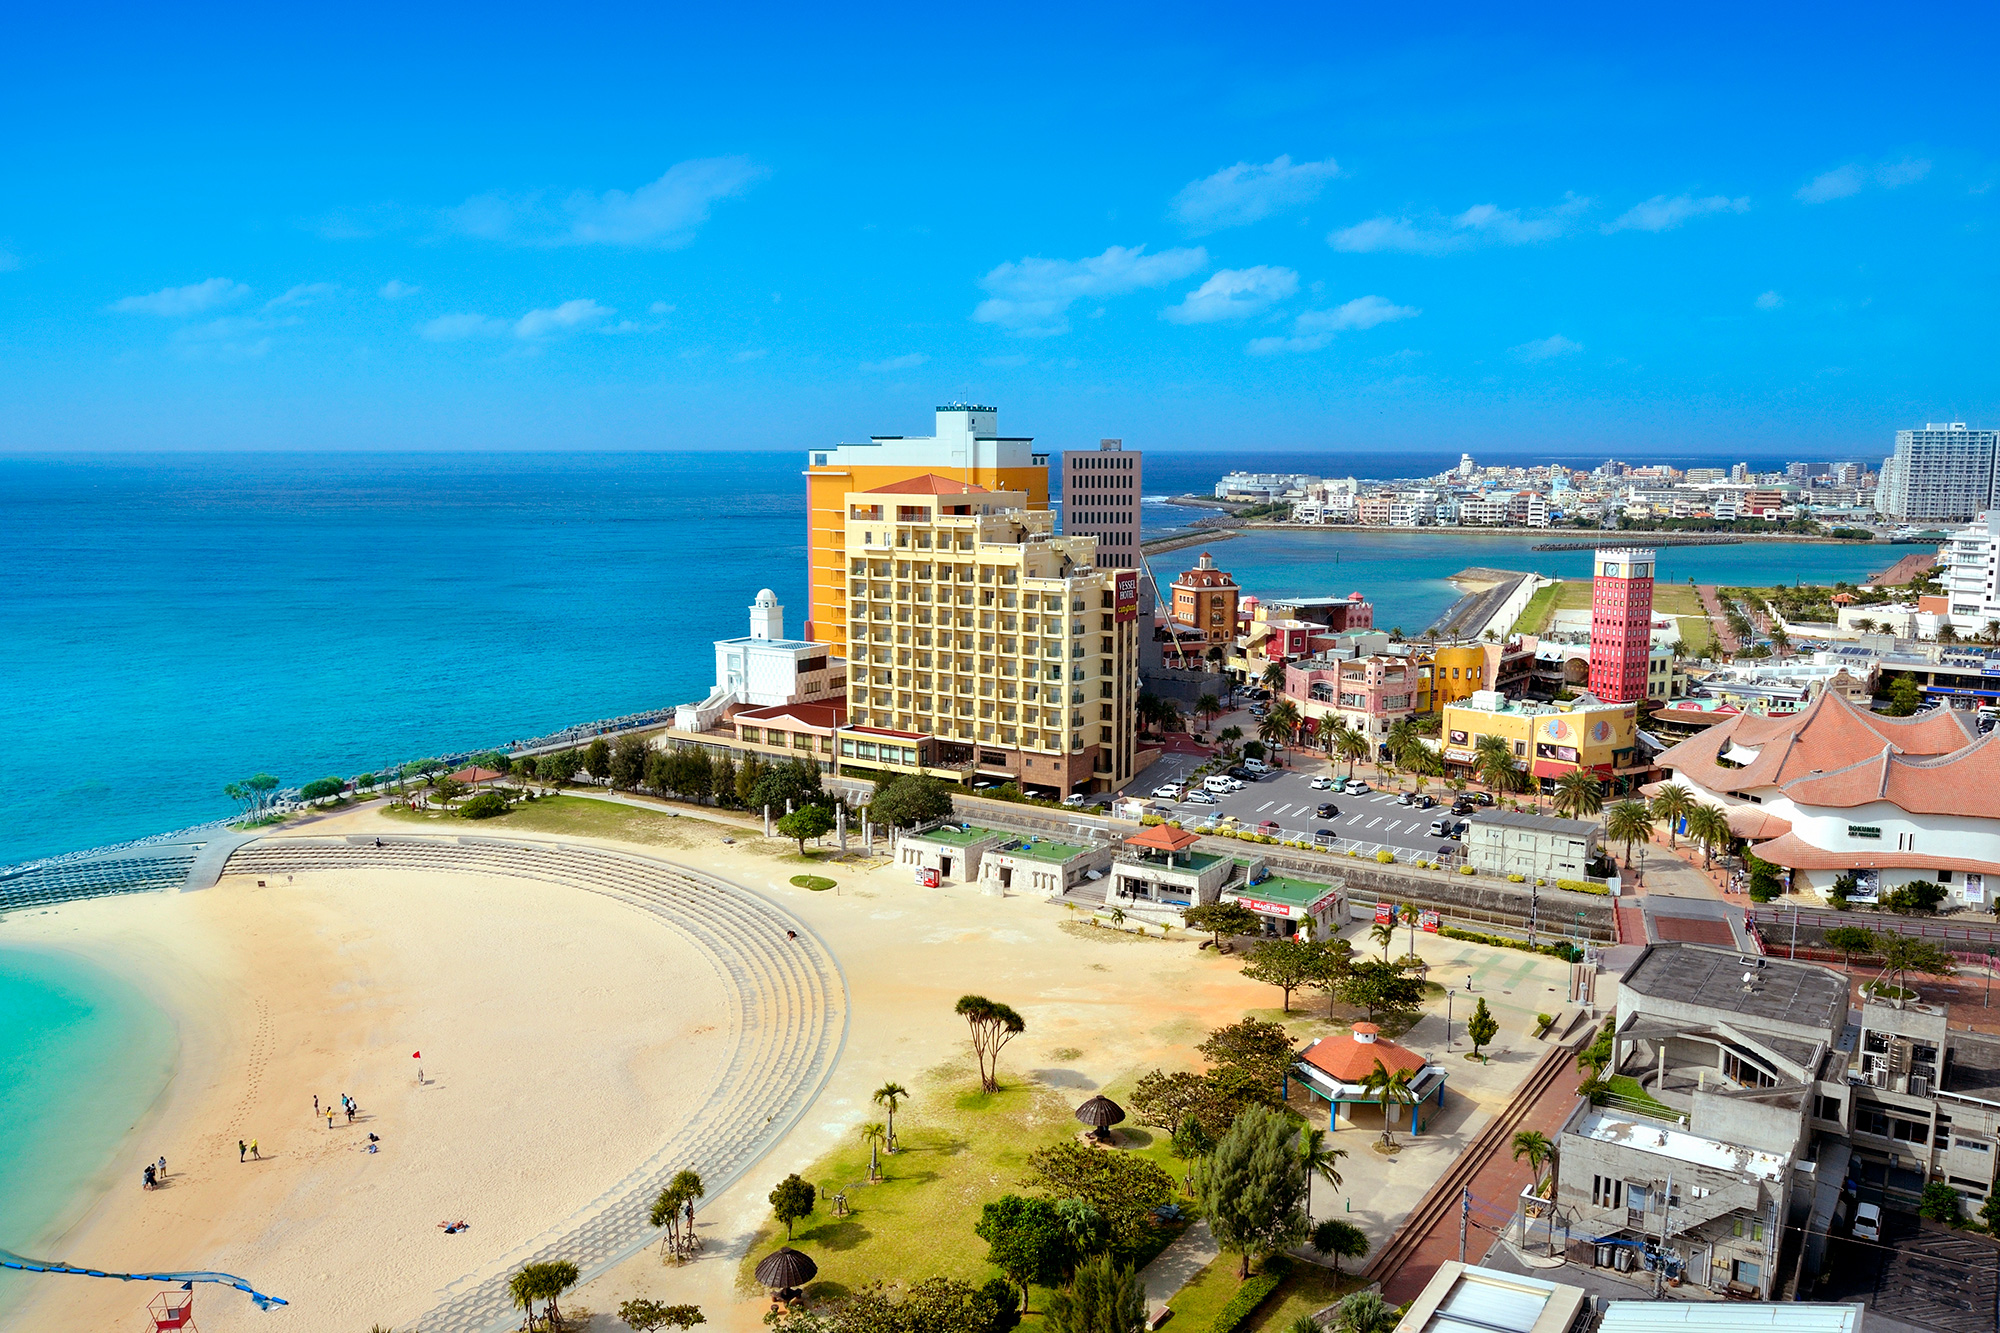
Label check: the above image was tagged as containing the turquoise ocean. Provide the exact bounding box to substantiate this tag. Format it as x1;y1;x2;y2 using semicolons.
0;447;1896;1261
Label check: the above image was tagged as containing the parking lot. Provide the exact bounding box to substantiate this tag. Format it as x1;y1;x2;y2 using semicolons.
1137;763;1470;861
1821;1208;1999;1333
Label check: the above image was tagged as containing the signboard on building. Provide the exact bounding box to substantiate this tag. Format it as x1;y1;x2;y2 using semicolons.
1114;572;1140;624
1967;874;1986;905
1237;896;1299;920
1374;901;1394;924
1847;825;1882;840
1420;909;1440;933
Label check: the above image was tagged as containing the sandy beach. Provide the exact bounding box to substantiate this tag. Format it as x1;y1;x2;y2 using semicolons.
2;859;736;1332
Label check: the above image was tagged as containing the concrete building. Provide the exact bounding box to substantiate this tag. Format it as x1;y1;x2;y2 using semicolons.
1221;869;1345;938
1388;1263;1589;1333
1061;438;1141;570
1938;510;2000;631
1442;691;1645;791
839;477;1140;797
805;403;1050;656
1589;548;1656;705
897;823;1006;884
1652;689;2000;904
1464;809;1602;879
1285;653;1420;740
675;589;847;734
1169;552;1240;659
1107;822;1246;909
1876;422;2000;521
977;833;1114;897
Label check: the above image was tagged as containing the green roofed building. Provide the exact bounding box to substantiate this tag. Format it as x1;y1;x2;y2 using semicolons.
979;834;1114;897
897;823;1006;886
1222;869;1345;939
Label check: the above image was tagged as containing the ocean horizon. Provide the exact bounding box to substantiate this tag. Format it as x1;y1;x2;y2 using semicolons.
0;448;1896;867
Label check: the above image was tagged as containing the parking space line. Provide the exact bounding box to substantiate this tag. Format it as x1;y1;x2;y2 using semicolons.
1256;800;1274;812
1383;821;1399;833
1366;817;1382;829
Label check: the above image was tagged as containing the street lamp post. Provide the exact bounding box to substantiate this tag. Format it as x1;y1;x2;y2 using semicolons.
1446;988;1454;1049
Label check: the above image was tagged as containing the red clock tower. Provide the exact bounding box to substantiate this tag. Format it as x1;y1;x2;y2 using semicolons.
1587;548;1655;704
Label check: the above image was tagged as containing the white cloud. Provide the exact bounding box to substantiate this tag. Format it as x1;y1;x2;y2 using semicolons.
861;353;928;372
1161;266;1298;324
448;156;768;248
1171;155;1339;231
421;313;511;341
648;300;675;315
514;298;613;340
111;277;250;316
1798;157;1931;203
1605;194;1749;232
0;249;17;272
265;282;341;310
1755;290;1785;310
1245;294;1419;354
731;348;767;362
1512;334;1583;362
380;279;419;300
1330;195;1587;254
973;244;1208;335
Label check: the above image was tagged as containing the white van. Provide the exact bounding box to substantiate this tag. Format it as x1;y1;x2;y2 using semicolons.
1242;758;1270;775
1203;775;1236;794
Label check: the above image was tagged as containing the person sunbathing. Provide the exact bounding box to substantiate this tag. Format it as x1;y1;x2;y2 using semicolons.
437;1220;469;1234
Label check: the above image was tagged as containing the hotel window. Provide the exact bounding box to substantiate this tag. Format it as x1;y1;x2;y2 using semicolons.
740;727;761;743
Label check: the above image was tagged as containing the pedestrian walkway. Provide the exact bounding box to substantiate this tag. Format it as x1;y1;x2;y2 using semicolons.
1142;1219;1219;1313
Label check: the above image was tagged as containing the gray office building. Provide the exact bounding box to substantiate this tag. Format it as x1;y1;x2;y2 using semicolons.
1876;422;2000;521
1061;438;1142;569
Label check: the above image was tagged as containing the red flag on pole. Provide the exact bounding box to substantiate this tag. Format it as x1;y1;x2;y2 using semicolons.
412;1051;421;1059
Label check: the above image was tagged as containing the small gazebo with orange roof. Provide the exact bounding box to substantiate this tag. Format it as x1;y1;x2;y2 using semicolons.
1294;1023;1448;1135
1122;822;1203;868
446;765;505;788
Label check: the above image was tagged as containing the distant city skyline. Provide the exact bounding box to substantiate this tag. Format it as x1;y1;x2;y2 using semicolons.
1;7;1995;454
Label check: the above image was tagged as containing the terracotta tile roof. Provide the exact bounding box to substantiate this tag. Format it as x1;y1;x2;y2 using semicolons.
865;474;991;495
1724;807;1793;840
1752;831;2000;876
1777;728;2000;817
1654;690;1982;810
736;702;846;730
1124;823;1201;852
1300;1029;1428;1083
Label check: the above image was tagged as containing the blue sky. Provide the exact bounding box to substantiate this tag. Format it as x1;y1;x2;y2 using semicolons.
2;3;1995;456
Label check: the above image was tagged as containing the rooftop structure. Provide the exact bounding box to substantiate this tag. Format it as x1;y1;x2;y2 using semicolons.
1061;439;1141;571
1573;1109;1789;1182
1391;1262;1588;1333
675;590;847;735
1595;1305;1861;1332
1296;1025;1448;1134
1622;943;1848;1036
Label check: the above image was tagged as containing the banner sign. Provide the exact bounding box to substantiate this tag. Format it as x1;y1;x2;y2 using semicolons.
1114;572;1140;623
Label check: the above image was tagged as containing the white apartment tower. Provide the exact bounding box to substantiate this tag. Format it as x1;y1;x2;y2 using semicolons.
1877;423;2000;521
1061;438;1142;570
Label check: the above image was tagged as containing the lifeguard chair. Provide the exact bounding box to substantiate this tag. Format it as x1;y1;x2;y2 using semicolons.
148;1287;197;1331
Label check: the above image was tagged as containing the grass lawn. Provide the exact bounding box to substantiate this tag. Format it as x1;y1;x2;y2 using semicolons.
1551;580;1594;611
381;793;727;847
1509;581;1565;636
1166;1254;1261;1328
1599;1075;1677;1120
734;1074;1187;1306
1252;1259;1361;1332
1652;583;1715;658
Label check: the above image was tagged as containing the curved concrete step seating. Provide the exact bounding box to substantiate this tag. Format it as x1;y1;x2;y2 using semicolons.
0;852;198;912
225;835;848;1333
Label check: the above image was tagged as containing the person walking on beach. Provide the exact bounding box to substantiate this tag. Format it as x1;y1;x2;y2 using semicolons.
327;1109;335;1130
250;1139;259;1159
314;1094;319;1116
238;1140;246;1162
158;1155;167;1183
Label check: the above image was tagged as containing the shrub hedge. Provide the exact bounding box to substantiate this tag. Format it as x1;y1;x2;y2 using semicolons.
1438;925;1581;963
1208;1259;1289;1333
1557;878;1610;896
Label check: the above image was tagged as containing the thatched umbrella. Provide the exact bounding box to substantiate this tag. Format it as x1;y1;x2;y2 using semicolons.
1075;1094;1126;1143
755;1246;818;1299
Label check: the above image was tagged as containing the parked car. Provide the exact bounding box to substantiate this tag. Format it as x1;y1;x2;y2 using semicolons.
1309;775;1333;790
1242;758;1270;775
1471;791;1495;806
1395;792;1414;806
1203;775;1234;794
1063;793;1088;807
1852;1201;1883;1242
1186;790;1219;805
1227;767;1257;782
1313;828;1339;844
1429;817;1452;837
1257;820;1281;835
1248;706;1266;718
1152;783;1183;799
1346;780;1372;795
1414;794;1437;809
1316;802;1339;819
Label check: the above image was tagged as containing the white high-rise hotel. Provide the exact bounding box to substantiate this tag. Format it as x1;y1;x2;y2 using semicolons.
1876;422;2000;521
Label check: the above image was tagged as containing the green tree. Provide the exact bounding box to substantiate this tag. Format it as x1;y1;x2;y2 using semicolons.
838;1277;1000;1333
873;1080;909;1151
1552;768;1604;823
710;753;739;807
1196;1019;1297;1104
1884;880;1947;914
1368;920;1395;962
868;775;955;828
1604;800;1656;865
1875;933;1957;998
1466;997;1499;1059
224;772;281;816
1195;693;1223;730
649;1168;704;1259
1309;1217;1369;1277
1021;1143;1175;1248
1297;1126;1346;1220
768;1173;815;1239
1332;1291;1399;1333
1919;1179;1963;1224
1261;700;1301;747
734;753;765;806
299;775;345;801
1262;661;1288;690
860;1121;887;1181
975;1194;1068;1308
1184;901;1260;948
1359;1058;1419;1146
1042;1252;1146;1333
752;758;826;814
777;803;835;854
1336;960;1424;1025
1130;1069;1211;1138
1195;1105;1309;1278
507;1259;579;1331
610;733;650;789
619;1301;705;1332
1336;729;1369;779
458;790;509;819
1510;1130;1553;1187
956;995;1027;1093
1824;926;1878;969
584;737;613;781
1886;675;1922;716
1686;803;1731;869
1745;852;1783;903
538;751;577;787
1241;937;1334;1013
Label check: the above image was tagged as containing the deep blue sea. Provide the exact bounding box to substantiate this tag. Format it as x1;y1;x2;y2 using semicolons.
0;448;1893;866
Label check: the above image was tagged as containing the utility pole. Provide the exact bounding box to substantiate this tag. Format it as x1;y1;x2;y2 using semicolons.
1529;880;1539;948
1459;1186;1470;1263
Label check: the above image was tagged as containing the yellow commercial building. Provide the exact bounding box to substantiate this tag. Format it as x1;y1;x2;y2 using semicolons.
1440;691;1644;789
1430;643;1489;708
804;404;1049;657
840;481;1139;797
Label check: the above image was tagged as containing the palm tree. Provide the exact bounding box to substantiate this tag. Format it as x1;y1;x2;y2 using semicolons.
1605;800;1656;866
1368;920;1395;962
1262;661;1288;690
1310;1218;1369;1278
860;1121;887;1181
1510;1129;1553;1188
1336;729;1369;780
1297;1127;1347;1220
1551;768;1604;822
1262;700;1301;747
1648;783;1694;848
1939;622;1962;645
1386;716;1423;767
1984;619;2000;645
1852;616;1875;634
1770;626;1791;660
1686;803;1732;870
1332;1291;1399;1333
1359;1059;1418;1146
1195;693;1222;732
872;1081;908;1151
